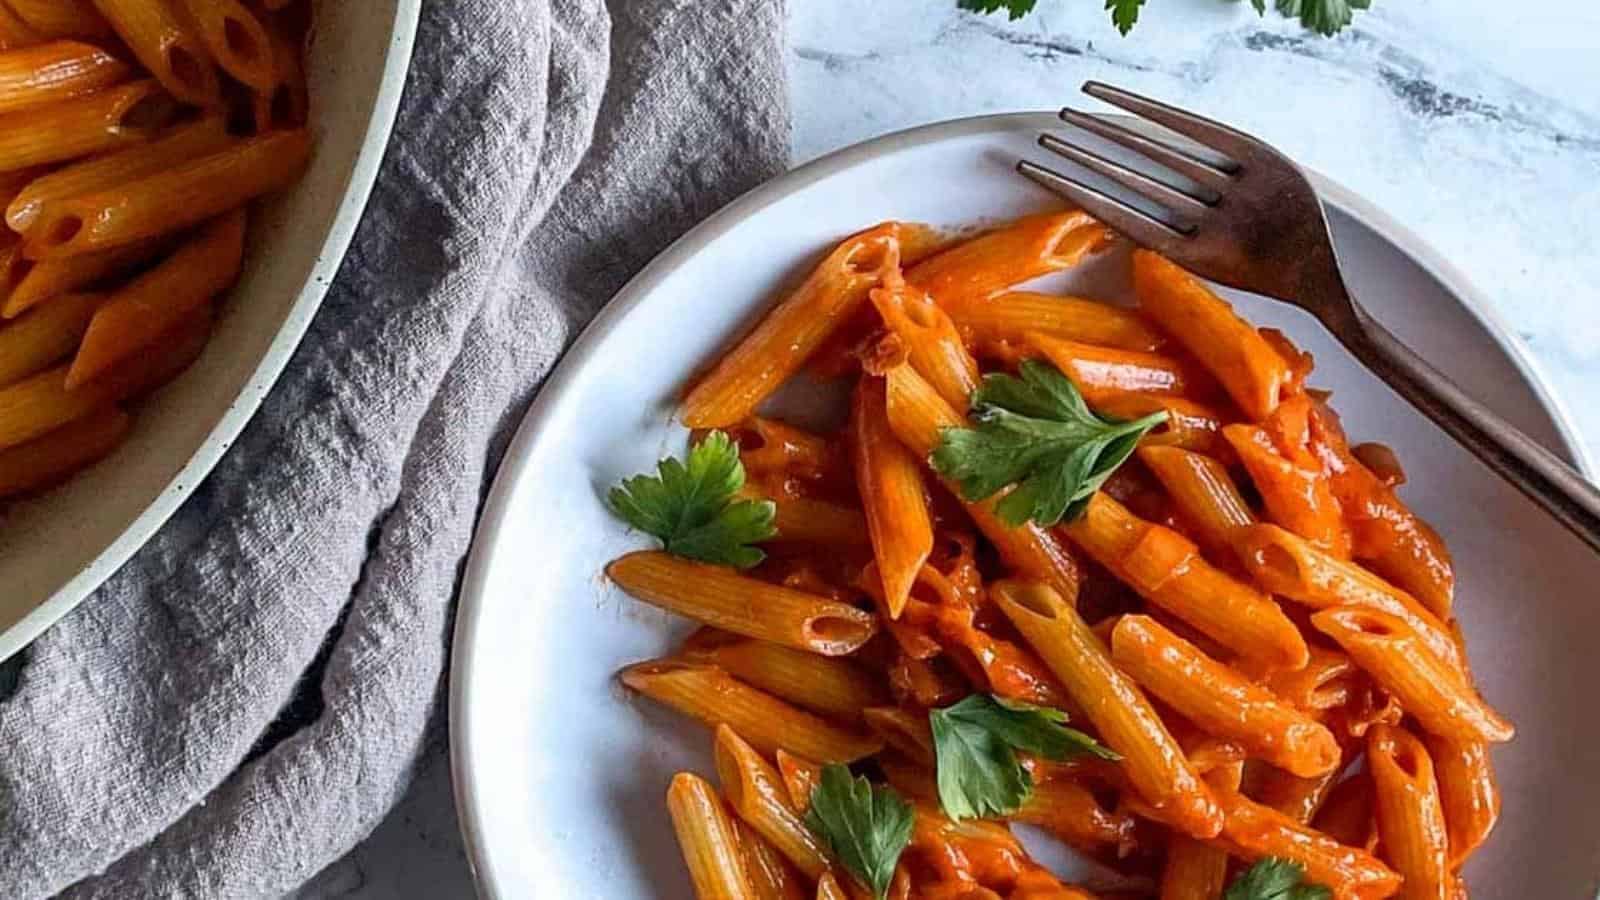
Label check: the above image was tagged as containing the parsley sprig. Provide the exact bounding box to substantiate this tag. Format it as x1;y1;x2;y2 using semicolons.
957;0;1372;36
930;695;1119;820
607;431;776;568
805;765;914;900
931;360;1165;527
1226;858;1333;900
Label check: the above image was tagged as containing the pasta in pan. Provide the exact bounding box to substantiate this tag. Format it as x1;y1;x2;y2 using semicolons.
601;209;1511;900
0;0;313;500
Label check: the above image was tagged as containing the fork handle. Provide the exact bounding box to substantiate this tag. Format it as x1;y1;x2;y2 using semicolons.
1339;306;1600;553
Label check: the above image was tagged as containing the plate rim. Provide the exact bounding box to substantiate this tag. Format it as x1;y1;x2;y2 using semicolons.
447;110;1596;897
0;0;425;663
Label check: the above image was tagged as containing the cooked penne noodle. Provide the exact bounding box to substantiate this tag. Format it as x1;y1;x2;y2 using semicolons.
882;362;1083;603
607;551;877;655
1312;771;1377;850
1212;786;1400;900
1159;759;1244;900
0;289;103;385
3;238;166;318
6;116;230;232
179;0;274;90
0;6;41;49
1138;444;1254;558
681;223;902;428
25;129;309;258
1028;333;1208;405
1014;774;1136;854
713;725;832;881
952;290;1164;352
774;749;823;814
0;301;207;449
90;0;220;105
1422;732;1499;870
1226;423;1351;558
0;41;129;114
1252;643;1357;713
1131;250;1291;421
762;492;870;547
666;772;757;900
1234;523;1462;673
689;639;887;720
729;416;846;484
1095;391;1225;453
5;0;112;41
813;872;847;900
1110;615;1340;777
906;210;1107;308
1062;493;1308;670
68;209;242;387
619;661;882;763
0;167;41;209
735;820;807;900
252;8;307;131
870;275;978;408
0;405;128;497
0;80;173;173
1369;725;1450;900
990;578;1223;839
852;377;933;617
1311;607;1512;744
0;232;29;301
861;706;935;767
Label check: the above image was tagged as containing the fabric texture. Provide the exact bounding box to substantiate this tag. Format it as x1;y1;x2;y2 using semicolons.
0;0;789;895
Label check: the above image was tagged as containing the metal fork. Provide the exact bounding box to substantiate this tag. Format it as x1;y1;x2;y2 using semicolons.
1019;80;1600;553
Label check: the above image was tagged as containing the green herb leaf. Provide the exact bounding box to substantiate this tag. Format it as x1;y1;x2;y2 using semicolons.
805;765;914;900
606;431;776;568
930;694;1120;820
1225;858;1334;900
930;360;1166;527
956;0;1038;19
1105;0;1145;34
1275;0;1369;35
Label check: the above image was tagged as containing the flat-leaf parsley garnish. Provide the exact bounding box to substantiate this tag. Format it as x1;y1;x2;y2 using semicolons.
607;431;776;568
805;765;914;900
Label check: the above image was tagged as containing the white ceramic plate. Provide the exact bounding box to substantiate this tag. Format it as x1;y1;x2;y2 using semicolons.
0;1;422;662
450;113;1600;899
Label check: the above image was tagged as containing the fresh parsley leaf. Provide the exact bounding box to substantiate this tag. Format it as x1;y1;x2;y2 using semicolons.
1275;0;1369;35
930;360;1166;527
606;431;776;568
1251;0;1268;12
1105;0;1145;34
805;765;914;900
930;695;1120;820
1225;858;1333;900
957;0;1038;18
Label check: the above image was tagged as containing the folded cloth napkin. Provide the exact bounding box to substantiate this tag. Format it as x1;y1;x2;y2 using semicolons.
0;0;789;895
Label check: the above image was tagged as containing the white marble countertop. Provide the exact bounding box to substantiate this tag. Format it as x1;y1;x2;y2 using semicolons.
300;1;1600;896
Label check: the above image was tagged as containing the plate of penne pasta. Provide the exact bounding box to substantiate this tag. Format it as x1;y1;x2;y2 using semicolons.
0;0;418;661
450;113;1600;900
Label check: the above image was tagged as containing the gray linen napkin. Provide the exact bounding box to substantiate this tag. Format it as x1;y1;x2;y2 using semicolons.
0;0;789;895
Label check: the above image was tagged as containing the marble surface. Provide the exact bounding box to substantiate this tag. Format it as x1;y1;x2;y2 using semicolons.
301;1;1600;896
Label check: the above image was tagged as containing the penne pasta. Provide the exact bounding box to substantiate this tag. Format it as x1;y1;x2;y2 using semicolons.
1110;615;1340;778
0;289;103;385
1160;760;1244;900
619;660;883;763
1225;422;1351;558
6;116;231;232
1212;786;1401;900
1310;607;1512;744
666;772;757;900
607;551;877;656
1062;492;1308;670
774;749;823;814
1131;250;1291;421
1422;732;1500;870
861;706;935;768
1253;643;1357;713
68;209;242;387
1137;444;1254;559
0;301;208;450
713;725;833;881
1013;774;1136;855
1312;771;1377;851
252;8;307;131
735;820;807;900
952;290;1165;353
5;0;112;41
813;872;847;900
3;237;167;318
851;377;933;617
179;0;275;91
1233;523;1463;674
990;578;1223;840
682;223;902;428
762;492;870;547
688;639;887;721
24;129;310;258
870;274;978;409
1368;725;1450;900
0;80;174;173
0;40;130;115
905;210;1108;308
1028;332;1209;405
90;0;221;105
0;6;41;50
0;405;128;497
1095;391;1225;453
